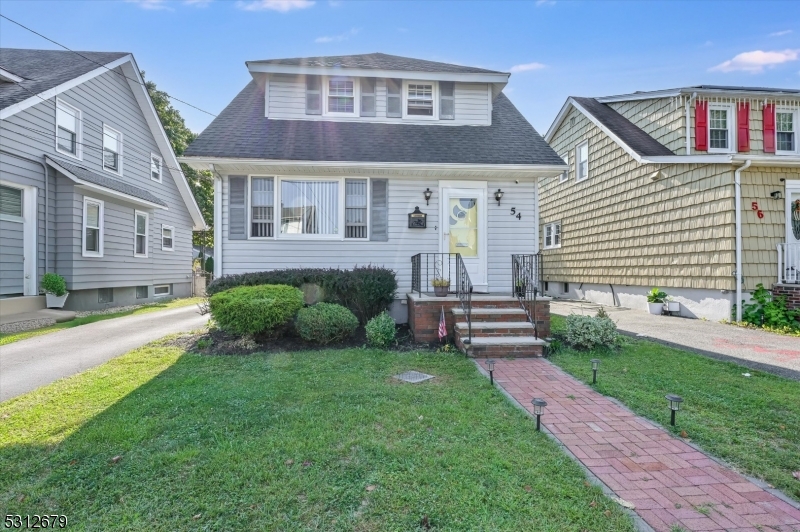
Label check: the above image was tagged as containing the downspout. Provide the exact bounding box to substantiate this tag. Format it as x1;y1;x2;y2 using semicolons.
0;149;49;282
734;159;752;322
685;92;697;155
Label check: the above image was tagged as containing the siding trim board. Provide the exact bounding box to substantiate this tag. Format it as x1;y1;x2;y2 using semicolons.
0;179;37;295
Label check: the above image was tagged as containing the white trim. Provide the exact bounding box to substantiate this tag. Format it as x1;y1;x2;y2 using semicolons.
153;284;172;297
438;180;488;291
0;55;132;120
263;73;270;118
323;76;359;117
0;67;24;83
134;210;149;258
543;221;561;249
275;176;345;240
101;123;124;175
44;156;168;210
214;175;222;278
82;196;104;258
707;102;736;155
161;224;175;251
54;97;82;161
786;179;800;245
402;80;438;121
0;180;37;296
344;177;370;240
150;153;163;182
775;106;799;156
576;140;589;182
245;62;510;85
247;175;275;240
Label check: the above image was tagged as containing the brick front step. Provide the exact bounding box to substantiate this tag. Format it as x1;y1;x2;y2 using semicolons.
455;336;548;358
454;321;535;337
451;308;528;322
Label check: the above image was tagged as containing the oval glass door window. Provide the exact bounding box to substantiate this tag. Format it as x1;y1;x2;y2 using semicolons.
448;197;478;257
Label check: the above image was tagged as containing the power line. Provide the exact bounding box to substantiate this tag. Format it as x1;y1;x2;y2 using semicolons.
0;13;218;117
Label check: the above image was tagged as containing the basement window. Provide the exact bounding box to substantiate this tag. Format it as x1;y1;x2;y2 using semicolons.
136;286;148;299
98;288;113;304
153;284;172;297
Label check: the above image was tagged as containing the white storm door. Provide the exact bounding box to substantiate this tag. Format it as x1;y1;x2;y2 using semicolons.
440;183;488;292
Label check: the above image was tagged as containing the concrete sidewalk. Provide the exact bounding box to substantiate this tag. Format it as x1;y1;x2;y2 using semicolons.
551;300;800;380
0;305;207;402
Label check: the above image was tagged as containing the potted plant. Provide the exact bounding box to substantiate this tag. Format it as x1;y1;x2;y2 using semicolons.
41;272;68;308
431;277;450;297
666;296;680;313
646;287;667;315
515;278;527;297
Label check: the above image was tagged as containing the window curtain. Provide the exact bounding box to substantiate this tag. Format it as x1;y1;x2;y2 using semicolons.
281;180;339;235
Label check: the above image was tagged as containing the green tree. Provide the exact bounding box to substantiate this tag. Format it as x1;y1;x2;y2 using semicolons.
143;72;213;259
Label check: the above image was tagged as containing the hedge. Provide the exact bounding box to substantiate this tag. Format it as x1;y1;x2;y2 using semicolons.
206;267;397;324
209;284;304;336
295;303;359;344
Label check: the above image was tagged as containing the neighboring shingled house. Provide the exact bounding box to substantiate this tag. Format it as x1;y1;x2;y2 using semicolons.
181;53;566;353
0;48;205;313
540;86;800;320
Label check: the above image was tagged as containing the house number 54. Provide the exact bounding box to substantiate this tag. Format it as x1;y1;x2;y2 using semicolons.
510;207;521;220
751;202;764;219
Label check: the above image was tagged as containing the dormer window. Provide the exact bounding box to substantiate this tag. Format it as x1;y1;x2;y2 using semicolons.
776;108;797;154
328;78;355;113
407;83;433;116
707;103;735;154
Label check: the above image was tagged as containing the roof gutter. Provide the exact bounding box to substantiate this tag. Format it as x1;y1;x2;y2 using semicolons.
245;63;510;84
734;159;752;322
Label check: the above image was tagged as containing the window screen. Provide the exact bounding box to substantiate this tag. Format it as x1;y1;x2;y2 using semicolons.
345;179;368;239
251;177;274;237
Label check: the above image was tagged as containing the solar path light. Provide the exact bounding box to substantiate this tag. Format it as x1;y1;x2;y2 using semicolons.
531;398;547;431
485;359;496;386
665;394;683;426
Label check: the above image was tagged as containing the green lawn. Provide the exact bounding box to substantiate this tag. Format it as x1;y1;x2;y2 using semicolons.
0;297;202;346
0;338;634;531
548;314;800;502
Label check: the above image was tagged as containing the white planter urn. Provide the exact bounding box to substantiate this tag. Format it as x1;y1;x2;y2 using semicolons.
667;301;680;313
45;292;69;309
647;302;664;315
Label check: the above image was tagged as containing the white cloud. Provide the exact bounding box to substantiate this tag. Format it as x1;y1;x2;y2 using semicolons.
236;0;314;12
509;62;547;73
770;29;792;37
315;27;359;43
126;0;173;10
710;49;800;73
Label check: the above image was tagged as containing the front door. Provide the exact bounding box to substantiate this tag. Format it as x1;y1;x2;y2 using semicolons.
786;180;800;282
440;183;488;292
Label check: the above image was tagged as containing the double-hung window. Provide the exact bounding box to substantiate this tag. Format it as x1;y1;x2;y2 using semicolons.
56;98;81;158
345;179;368;239
708;103;735;153
83;197;103;257
406;82;434;117
544;222;561;249
150;153;162;182
102;124;122;174
250;177;274;238
776;108;797;154
559;153;569;183
576;141;589;181
0;184;23;219
162;225;174;251
328;78;355;114
134;211;148;257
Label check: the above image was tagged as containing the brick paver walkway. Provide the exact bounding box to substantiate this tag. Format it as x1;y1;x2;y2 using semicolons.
492;358;800;532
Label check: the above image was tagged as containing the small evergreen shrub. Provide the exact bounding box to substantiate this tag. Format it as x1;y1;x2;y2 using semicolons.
365;311;396;348
735;283;800;330
564;314;618;350
209;284;303;336
40;273;67;297
295;303;359;344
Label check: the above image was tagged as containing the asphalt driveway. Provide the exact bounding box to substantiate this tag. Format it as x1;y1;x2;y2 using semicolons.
0;305;207;402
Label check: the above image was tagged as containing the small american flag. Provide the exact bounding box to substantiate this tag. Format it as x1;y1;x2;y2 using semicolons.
438;306;447;341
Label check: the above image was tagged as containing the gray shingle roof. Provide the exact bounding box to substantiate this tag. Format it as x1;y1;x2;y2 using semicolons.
185;81;563;166
0;48;128;111
689;85;800;94
46;155;168;207
247;53;505;75
572;97;673;157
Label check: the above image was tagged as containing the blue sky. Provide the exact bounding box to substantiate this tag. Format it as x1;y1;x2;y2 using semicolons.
2;0;798;134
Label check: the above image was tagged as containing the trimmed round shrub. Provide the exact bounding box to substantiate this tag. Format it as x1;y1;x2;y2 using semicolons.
209;284;303;336
295;303;358;345
564;314;618;350
365;311;396;348
40;273;67;297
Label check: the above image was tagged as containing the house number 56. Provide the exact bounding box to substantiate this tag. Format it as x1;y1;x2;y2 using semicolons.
751;202;764;219
510;207;521;220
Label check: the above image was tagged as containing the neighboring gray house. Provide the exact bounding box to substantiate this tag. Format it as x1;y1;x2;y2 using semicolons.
181;53;566;323
0;48;206;313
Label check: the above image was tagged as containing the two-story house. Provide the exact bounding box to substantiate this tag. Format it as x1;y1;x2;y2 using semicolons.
0;48;206;314
540;85;800;321
181;53;566;342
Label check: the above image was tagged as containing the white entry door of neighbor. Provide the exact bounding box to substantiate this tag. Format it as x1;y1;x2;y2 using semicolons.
439;182;488;292
786;180;800;282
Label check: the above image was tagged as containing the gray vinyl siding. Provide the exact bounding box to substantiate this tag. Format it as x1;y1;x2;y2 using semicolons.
0;66;194;292
0;219;24;296
267;74;491;126
218;175;537;294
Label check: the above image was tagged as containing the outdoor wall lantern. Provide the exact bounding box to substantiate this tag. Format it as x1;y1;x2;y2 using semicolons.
494;188;504;206
770;191;783;200
424;188;433;205
485;359;496;385
591;359;600;384
531;398;547;431
665;394;683;426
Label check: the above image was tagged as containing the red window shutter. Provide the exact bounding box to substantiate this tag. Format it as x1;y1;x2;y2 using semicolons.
763;103;776;153
737;102;750;152
695;101;708;151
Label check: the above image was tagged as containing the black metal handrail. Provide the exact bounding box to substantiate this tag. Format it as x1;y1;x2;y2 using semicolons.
512;253;541;339
410;252;473;345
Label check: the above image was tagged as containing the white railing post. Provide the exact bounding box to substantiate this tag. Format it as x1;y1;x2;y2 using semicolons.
778;243;784;284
